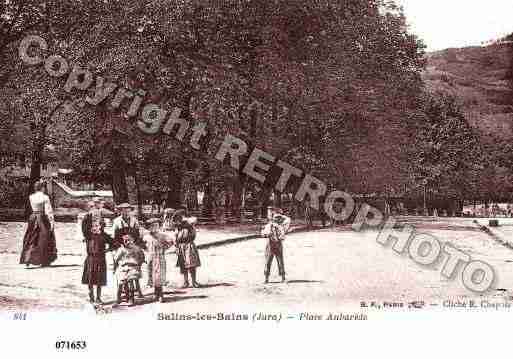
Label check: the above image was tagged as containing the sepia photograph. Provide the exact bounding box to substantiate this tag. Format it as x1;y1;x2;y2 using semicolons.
1;0;513;356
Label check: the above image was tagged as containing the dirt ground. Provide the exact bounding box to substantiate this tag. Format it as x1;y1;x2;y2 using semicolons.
1;218;513;315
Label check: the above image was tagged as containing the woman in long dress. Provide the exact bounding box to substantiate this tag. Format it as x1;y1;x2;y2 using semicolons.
19;180;57;267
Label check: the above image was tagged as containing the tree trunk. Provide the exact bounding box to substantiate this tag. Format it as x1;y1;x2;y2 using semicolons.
202;183;214;218
202;166;214;218
25;104;62;216
134;167;143;219
231;176;245;223
25;144;43;217
260;186;273;218
111;146;129;204
166;164;183;209
274;189;282;208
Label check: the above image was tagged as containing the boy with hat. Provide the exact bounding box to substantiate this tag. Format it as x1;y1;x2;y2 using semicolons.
112;203;142;246
261;206;291;283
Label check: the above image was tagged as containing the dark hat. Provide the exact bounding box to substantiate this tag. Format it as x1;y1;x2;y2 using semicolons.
117;203;134;209
34;179;46;192
273;215;285;224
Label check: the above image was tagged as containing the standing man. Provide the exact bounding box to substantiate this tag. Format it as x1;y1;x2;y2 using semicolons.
111;203;145;298
112;203;143;248
261;206;291;284
82;197;108;237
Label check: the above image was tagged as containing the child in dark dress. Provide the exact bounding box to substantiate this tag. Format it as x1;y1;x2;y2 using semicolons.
81;221;113;304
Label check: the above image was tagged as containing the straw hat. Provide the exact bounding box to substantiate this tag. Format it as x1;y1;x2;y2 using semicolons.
116;203;134;209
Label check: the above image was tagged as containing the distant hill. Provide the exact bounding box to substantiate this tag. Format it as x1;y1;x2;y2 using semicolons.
424;42;513;138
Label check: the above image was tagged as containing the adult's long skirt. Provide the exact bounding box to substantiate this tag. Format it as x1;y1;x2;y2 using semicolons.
19;212;58;266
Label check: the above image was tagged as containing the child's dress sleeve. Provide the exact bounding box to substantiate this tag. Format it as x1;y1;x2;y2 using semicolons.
145;235;154;259
261;223;271;237
113;248;122;268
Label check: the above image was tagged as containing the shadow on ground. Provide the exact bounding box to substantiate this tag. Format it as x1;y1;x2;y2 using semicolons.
286;279;324;284
106;294;209;308
197;282;234;288
25;264;81;269
263;279;324;284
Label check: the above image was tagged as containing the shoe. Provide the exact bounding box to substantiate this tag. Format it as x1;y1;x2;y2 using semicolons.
181;282;190;288
96;298;103;305
264;277;269;284
281;275;286;283
192;282;200;288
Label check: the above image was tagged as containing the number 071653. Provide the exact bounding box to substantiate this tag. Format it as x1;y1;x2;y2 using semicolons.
55;341;87;350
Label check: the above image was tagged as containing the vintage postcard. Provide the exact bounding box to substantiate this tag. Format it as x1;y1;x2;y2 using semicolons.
1;0;513;356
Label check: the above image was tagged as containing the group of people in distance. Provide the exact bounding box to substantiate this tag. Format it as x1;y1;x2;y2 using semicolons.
20;180;293;307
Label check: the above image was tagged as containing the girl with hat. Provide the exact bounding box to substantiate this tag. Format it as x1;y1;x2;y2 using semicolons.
172;209;201;288
144;218;175;302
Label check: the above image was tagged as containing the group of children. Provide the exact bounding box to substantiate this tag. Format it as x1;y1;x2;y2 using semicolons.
81;199;200;306
81;199;291;306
